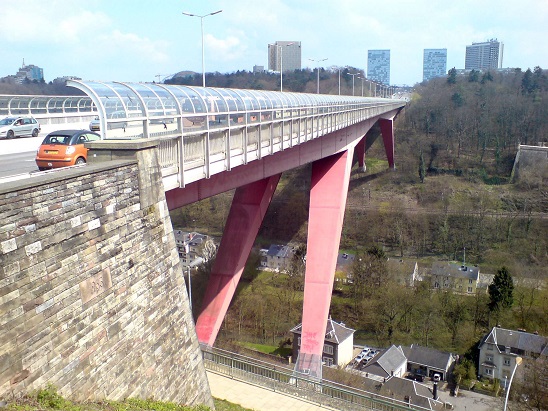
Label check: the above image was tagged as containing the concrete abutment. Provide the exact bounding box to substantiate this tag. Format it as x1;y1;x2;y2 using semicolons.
0;140;213;408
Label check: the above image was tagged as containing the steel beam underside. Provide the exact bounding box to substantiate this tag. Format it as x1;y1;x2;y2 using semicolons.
295;149;354;380
356;136;366;172
195;175;281;346
379;118;395;169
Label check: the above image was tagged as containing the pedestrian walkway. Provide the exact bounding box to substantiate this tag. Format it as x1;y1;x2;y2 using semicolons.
207;371;338;411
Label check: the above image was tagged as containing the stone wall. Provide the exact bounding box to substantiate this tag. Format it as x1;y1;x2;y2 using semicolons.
0;152;213;407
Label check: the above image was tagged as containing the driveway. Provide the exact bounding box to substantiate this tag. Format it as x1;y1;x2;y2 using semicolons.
437;386;502;411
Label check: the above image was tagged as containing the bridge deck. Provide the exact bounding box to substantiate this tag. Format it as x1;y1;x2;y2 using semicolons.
67;80;405;190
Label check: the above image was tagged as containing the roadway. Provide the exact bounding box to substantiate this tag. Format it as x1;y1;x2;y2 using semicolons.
0;122;89;179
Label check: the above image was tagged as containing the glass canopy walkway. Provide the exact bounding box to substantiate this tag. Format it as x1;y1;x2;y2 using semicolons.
67;80;406;190
0;94;95;117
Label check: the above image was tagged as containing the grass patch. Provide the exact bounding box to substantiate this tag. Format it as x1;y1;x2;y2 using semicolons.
3;384;253;411
239;342;292;358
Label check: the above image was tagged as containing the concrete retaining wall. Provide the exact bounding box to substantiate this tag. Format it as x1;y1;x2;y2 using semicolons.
511;144;548;182
0;149;213;407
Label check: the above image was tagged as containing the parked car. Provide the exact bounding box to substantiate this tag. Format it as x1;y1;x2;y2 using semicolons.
89;116;100;131
35;130;101;170
0;116;40;138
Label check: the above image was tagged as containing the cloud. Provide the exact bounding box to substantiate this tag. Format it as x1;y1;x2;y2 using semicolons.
0;1;110;44
205;33;246;63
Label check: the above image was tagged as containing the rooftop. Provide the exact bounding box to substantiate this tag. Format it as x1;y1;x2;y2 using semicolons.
291;318;355;344
402;345;455;371
431;261;479;280
481;327;547;355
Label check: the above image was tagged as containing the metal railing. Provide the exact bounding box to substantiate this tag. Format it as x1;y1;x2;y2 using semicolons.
153;100;404;190
201;346;429;411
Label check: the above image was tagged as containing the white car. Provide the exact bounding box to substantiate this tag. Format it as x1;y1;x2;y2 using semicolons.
0;116;40;138
89;116;100;131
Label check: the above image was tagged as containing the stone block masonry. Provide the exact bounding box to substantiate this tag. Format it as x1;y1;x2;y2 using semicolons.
0;154;213;408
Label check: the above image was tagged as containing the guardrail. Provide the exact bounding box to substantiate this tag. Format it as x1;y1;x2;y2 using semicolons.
201;346;428;411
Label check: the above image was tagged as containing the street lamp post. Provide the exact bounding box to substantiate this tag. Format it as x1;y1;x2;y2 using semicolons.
357;76;365;96
182;9;223;87
309;58;328;94
347;72;359;96
186;257;205;311
504;357;522;411
332;66;348;95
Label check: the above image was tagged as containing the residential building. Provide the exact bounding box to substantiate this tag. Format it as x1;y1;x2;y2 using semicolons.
361;377;444;410
402;344;455;381
268;41;301;73
478;327;547;385
173;230;216;267
252;65;264;73
15;61;44;83
291;318;355;367
430;262;479;294
465;39;503;70
262;244;294;272
361;345;407;380
367;50;390;85
423;49;447;82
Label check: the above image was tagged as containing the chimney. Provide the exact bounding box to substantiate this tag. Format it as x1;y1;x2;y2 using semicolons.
433;382;438;400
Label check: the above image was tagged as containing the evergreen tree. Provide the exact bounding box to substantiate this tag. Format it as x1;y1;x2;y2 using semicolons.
468;69;479;82
447;67;457;84
488;266;514;313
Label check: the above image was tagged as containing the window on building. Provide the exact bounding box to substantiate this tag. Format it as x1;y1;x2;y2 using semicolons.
486;355;493;362
297;337;301;346
469;279;473;284
323;357;333;366
504;358;511;366
468;287;473;293
486;368;493;375
323;344;334;355
434;282;439;288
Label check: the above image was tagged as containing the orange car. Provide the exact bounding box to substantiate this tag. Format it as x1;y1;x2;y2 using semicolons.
35;130;101;170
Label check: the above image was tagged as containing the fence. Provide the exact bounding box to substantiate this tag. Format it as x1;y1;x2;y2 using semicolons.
201;345;429;411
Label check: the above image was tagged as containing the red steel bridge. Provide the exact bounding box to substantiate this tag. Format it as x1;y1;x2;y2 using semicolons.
68;80;406;380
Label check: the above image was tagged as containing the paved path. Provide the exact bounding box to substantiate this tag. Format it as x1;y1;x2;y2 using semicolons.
207;371;504;411
207;371;337;411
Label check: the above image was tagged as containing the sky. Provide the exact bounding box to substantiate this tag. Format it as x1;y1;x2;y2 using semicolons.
1;0;547;87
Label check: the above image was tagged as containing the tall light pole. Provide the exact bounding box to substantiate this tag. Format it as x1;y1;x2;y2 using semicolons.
504;357;522;411
182;9;223;87
331;66;347;95
357;76;365;96
309;58;328;94
347;72;359;96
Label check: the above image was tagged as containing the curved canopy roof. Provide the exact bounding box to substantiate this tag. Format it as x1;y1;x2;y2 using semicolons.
0;94;93;116
67;80;386;122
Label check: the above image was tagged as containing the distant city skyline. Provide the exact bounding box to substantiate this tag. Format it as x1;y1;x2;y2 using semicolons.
0;0;546;87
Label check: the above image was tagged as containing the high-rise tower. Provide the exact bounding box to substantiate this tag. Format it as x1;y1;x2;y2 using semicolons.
367;50;390;85
423;49;447;81
268;41;301;73
465;39;503;70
